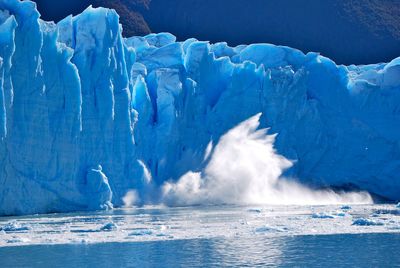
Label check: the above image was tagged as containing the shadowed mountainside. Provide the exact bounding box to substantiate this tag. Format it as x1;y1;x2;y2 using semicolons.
92;0;151;36
143;0;400;64
30;0;400;64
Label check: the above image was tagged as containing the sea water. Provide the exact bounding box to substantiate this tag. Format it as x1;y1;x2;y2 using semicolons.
1;205;399;267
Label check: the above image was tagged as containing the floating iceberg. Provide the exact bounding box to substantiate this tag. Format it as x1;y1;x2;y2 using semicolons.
0;221;31;232
311;213;335;219
352;218;384;226
100;222;118;232
0;0;399;215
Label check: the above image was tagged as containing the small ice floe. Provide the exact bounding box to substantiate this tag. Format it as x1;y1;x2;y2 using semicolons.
0;221;31;232
352;218;384;226
6;237;31;244
129;229;153;236
373;209;400;216
311;212;335;219
240;219;250;225
332;211;348;217
155;225;168;231
156;233;168;237
387;225;400;230
247;208;262;213
341;205;352;210
396;202;400;209
254;225;285;233
100;222;118;231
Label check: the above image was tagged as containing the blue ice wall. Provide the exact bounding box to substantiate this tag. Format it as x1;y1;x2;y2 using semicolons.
0;0;399;215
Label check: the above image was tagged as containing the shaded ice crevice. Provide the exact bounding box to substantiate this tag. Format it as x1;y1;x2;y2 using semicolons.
0;1;399;215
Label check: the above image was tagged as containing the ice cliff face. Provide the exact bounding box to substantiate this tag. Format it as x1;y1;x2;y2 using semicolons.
0;0;399;215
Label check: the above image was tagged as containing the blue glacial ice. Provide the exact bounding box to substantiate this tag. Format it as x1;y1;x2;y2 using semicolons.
0;1;399;215
352;218;384;226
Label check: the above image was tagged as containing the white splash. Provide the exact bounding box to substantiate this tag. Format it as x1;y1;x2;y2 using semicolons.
122;190;139;207
162;113;372;206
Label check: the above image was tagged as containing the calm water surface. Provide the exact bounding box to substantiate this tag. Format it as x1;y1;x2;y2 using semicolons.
1;233;399;267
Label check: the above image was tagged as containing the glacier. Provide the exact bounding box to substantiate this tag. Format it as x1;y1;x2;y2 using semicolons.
0;0;399;215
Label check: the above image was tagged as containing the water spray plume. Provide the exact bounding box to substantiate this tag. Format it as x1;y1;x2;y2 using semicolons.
163;114;373;206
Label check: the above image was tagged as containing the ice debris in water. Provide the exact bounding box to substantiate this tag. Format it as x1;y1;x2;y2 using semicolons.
352;218;384;226
332;211;348;217
155;225;168;231
6;237;31;244
100;222;118;231
129;229;154;236
254;225;286;233
248;209;262;213
311;213;335;219
0;221;31;232
341;205;352;210
372;209;400;216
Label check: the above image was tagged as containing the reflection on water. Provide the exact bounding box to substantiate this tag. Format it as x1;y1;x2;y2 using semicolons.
1;233;399;267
